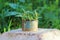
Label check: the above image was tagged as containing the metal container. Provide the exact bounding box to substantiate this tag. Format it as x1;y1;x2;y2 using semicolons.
22;20;38;32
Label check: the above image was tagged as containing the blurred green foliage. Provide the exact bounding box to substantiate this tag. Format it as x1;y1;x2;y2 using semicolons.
0;0;60;33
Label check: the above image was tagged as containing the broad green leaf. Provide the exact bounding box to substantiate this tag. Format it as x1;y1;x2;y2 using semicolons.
19;0;25;3
4;11;20;17
15;13;22;17
7;3;19;9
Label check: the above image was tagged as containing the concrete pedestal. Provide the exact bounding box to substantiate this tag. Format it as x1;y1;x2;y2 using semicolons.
0;28;60;40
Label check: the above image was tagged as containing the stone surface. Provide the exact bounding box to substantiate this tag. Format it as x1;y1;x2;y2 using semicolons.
0;28;60;40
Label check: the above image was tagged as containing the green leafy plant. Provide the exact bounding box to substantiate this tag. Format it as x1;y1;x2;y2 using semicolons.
16;9;40;21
